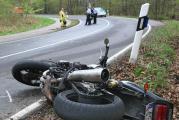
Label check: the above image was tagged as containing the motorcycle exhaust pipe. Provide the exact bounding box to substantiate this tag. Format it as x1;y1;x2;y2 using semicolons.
68;68;109;82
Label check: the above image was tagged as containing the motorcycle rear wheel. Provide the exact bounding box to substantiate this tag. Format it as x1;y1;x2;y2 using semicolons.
54;90;125;120
12;60;51;86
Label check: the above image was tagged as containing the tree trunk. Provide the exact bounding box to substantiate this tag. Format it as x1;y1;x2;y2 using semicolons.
44;0;47;14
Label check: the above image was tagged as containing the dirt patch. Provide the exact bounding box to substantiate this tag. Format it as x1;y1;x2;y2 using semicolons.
24;103;62;120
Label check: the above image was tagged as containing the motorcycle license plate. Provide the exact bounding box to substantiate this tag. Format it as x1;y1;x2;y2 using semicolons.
144;103;154;120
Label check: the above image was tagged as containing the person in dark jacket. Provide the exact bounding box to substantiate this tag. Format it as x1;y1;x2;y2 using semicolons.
85;7;92;25
92;8;97;24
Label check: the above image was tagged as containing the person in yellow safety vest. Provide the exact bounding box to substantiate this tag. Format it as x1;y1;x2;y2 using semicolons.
59;8;67;27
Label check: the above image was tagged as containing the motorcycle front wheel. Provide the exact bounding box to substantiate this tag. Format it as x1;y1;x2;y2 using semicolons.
12;60;51;86
54;90;125;120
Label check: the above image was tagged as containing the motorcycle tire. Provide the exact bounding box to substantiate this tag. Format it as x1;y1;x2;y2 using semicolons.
54;90;125;120
12;60;51;86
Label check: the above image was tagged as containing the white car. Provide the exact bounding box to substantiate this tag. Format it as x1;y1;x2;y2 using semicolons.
94;7;107;17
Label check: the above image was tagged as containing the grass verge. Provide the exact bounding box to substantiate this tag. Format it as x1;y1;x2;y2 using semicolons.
50;19;79;32
110;20;179;119
62;19;79;29
0;16;55;36
111;20;179;91
135;21;178;90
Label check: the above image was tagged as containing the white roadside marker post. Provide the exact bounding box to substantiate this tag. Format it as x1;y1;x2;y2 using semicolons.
129;3;150;64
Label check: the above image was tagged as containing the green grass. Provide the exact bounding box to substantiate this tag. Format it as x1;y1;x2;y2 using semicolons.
0;16;55;36
69;19;79;27
27;17;55;30
63;19;79;29
52;19;79;32
135;20;179;91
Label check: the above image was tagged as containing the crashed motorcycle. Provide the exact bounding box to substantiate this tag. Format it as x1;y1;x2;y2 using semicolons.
12;39;173;120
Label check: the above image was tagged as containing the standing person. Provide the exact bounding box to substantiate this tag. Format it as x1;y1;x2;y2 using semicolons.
92;8;97;24
85;7;91;25
59;8;67;27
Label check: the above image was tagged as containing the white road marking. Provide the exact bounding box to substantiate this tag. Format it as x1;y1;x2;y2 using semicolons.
0;96;7;98
107;24;152;64
6;90;12;103
0;19;110;60
6;99;45;120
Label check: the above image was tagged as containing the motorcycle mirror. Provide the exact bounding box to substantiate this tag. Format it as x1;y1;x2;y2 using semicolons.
104;38;109;46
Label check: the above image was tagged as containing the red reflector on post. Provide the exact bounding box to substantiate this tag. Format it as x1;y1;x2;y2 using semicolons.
144;82;149;92
154;105;168;120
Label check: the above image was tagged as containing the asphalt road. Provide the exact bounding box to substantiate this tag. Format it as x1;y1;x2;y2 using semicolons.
0;16;139;119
